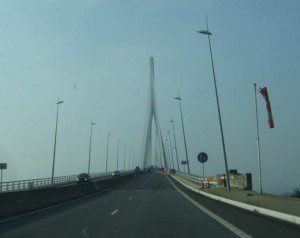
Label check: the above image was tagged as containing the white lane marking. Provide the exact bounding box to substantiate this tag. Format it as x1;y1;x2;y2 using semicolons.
166;177;252;238
0;183;117;224
110;209;119;216
140;173;153;188
81;227;88;237
129;197;133;200
173;175;300;226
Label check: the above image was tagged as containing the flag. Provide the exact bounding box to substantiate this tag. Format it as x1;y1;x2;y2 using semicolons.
259;87;274;128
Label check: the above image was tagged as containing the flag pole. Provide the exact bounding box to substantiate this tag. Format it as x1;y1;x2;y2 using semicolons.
254;83;263;195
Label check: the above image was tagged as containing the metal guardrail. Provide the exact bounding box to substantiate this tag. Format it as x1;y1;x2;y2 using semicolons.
0;170;134;193
0;175;77;193
176;171;220;187
177;171;203;180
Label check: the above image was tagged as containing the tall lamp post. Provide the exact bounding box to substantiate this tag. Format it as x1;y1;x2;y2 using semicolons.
128;147;132;170
87;122;96;174
123;144;127;171
198;19;231;190
165;139;171;169
167;131;175;169
105;133;111;172
132;149;135;169
170;118;180;171
174;96;190;173
51;98;64;184
116;139;121;170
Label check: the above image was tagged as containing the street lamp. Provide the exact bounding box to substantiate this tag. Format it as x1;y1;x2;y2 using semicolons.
123;144;127;171
198;18;231;190
174;96;190;173
132;149;135;169
116;139;121;170
51;98;64;184
167;131;175;169
170;118;180;171
105;133;111;172
128;147;132;170
165;139;171;169
88;122;96;174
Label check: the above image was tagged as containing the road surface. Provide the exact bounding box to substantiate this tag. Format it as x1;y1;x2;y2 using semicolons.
0;172;299;238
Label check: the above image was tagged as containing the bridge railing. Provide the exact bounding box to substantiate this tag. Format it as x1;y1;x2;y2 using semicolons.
0;170;134;193
0;175;78;193
176;171;221;187
176;171;204;182
89;170;132;178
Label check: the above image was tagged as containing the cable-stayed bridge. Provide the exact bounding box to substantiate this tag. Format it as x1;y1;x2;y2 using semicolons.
142;57;168;169
0;58;299;238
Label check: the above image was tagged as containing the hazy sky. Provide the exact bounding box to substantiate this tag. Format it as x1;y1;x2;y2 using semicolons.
0;0;299;195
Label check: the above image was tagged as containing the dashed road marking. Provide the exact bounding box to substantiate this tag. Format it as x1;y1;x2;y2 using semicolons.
81;227;88;237
129;197;133;200
110;209;119;216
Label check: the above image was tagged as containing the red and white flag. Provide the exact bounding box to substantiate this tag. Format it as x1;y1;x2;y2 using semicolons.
260;87;274;128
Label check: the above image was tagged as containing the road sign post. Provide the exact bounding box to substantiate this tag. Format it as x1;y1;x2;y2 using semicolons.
197;152;208;187
0;163;7;192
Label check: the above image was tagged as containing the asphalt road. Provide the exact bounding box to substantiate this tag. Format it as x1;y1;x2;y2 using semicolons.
0;172;299;238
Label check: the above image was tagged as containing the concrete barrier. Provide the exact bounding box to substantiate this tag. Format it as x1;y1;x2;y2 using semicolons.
0;173;137;220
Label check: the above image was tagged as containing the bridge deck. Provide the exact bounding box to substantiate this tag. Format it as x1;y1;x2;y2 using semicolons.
0;173;299;238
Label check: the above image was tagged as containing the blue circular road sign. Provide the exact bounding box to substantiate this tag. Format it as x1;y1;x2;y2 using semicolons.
197;152;208;163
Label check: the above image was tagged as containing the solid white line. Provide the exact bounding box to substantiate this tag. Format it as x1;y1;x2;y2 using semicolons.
172;174;300;226
166;177;252;238
110;209;119;216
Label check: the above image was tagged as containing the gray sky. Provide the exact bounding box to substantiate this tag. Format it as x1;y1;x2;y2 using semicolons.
0;0;299;195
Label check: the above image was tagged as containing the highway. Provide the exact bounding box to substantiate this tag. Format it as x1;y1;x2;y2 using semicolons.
0;172;299;238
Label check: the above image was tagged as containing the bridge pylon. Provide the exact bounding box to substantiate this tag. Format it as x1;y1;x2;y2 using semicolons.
142;57;168;169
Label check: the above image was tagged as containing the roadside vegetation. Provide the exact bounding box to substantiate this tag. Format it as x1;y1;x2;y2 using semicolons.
289;187;300;198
